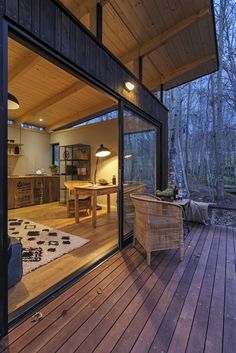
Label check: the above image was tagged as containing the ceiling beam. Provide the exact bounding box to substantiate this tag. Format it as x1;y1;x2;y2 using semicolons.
48;99;116;130
120;7;210;64
73;0;109;20
8;53;40;83
89;2;103;41
20;81;86;123
147;54;216;91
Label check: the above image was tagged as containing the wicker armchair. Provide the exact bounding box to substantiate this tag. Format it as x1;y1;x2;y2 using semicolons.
130;193;184;265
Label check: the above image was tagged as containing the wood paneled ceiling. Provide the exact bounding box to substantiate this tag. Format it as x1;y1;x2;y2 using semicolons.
60;0;218;91
8;38;117;130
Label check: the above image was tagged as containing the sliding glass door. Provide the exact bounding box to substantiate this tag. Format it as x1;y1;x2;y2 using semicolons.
122;108;160;241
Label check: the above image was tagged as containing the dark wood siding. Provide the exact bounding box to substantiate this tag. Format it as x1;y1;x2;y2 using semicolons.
2;0;168;186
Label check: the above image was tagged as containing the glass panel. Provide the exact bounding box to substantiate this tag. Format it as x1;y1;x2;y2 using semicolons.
123;109;158;239
52;144;60;166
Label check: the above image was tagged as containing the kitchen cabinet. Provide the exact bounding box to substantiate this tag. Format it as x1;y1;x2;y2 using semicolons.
8;176;59;209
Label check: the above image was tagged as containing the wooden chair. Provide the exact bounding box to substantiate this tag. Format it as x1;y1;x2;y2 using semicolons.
130;193;184;265
64;180;92;217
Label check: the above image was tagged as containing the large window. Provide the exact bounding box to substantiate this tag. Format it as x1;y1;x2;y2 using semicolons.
52;143;60;166
123;109;159;239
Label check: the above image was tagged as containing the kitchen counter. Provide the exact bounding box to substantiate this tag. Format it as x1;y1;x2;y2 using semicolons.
8;175;59;209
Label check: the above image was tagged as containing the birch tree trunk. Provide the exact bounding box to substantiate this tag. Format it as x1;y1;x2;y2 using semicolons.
214;0;226;199
185;83;191;175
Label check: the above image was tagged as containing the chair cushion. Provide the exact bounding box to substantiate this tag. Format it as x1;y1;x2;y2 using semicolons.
8;237;23;288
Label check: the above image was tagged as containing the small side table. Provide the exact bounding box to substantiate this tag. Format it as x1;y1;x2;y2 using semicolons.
173;199;191;236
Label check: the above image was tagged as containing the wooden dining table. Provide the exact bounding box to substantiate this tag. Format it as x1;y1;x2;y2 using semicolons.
74;184;118;228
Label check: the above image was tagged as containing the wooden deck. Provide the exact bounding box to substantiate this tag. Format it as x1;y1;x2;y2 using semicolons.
1;224;236;353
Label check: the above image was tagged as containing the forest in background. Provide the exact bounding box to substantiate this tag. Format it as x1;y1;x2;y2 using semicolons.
162;0;236;207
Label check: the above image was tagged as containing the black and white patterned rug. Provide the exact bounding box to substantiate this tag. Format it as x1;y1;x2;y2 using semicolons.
8;218;89;276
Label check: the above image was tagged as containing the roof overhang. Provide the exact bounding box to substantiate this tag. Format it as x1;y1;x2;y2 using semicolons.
61;0;219;91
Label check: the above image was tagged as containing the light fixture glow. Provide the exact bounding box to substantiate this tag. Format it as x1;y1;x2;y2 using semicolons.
94;144;111;185
124;81;135;92
39;118;43;122
124;154;132;159
8;93;19;110
95;144;111;157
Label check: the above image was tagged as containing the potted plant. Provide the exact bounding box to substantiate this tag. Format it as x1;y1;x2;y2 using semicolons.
49;164;58;176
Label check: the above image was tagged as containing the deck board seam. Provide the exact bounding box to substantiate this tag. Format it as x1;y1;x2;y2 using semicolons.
24;252;146;352
185;225;222;353
109;225;204;353
147;224;212;353
64;252;169;353
166;225;216;353
4;250;143;352
2;246;137;348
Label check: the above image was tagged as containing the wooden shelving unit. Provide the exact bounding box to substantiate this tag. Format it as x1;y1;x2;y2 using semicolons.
8;154;24;157
8;142;24;158
8;143;24;147
59;144;91;204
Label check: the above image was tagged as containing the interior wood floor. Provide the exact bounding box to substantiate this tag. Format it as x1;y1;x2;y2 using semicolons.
8;202;118;315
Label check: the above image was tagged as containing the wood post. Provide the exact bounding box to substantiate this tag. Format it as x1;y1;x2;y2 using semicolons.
160;84;164;103
90;2;103;43
96;3;103;43
132;56;143;82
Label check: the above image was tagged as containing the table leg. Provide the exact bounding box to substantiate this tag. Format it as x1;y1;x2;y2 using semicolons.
75;189;80;223
66;189;70;217
92;192;97;228
182;205;190;236
107;194;111;213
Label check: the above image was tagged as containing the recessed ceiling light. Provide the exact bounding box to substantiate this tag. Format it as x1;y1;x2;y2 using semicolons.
39;118;43;122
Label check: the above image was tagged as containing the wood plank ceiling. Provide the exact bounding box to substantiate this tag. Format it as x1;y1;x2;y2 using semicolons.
8;0;218;130
61;0;218;91
8;38;117;130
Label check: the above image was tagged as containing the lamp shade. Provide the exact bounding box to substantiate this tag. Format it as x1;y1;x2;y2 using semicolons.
8;93;19;110
95;144;111;157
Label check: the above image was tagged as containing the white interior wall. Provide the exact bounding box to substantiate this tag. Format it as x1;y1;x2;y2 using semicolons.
8;126;51;176
8;119;119;207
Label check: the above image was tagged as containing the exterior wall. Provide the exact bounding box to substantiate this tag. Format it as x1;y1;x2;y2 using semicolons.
1;0;168;188
8;126;51;176
2;2;168;116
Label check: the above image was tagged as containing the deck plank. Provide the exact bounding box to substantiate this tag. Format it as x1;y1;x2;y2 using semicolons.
204;226;226;353
58;252;168;353
94;225;199;353
74;251;174;353
1;224;235;353
185;224;221;353
37;252;146;353
129;224;209;353
0;246;136;350
4;248;141;352
167;225;215;353
223;227;236;353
